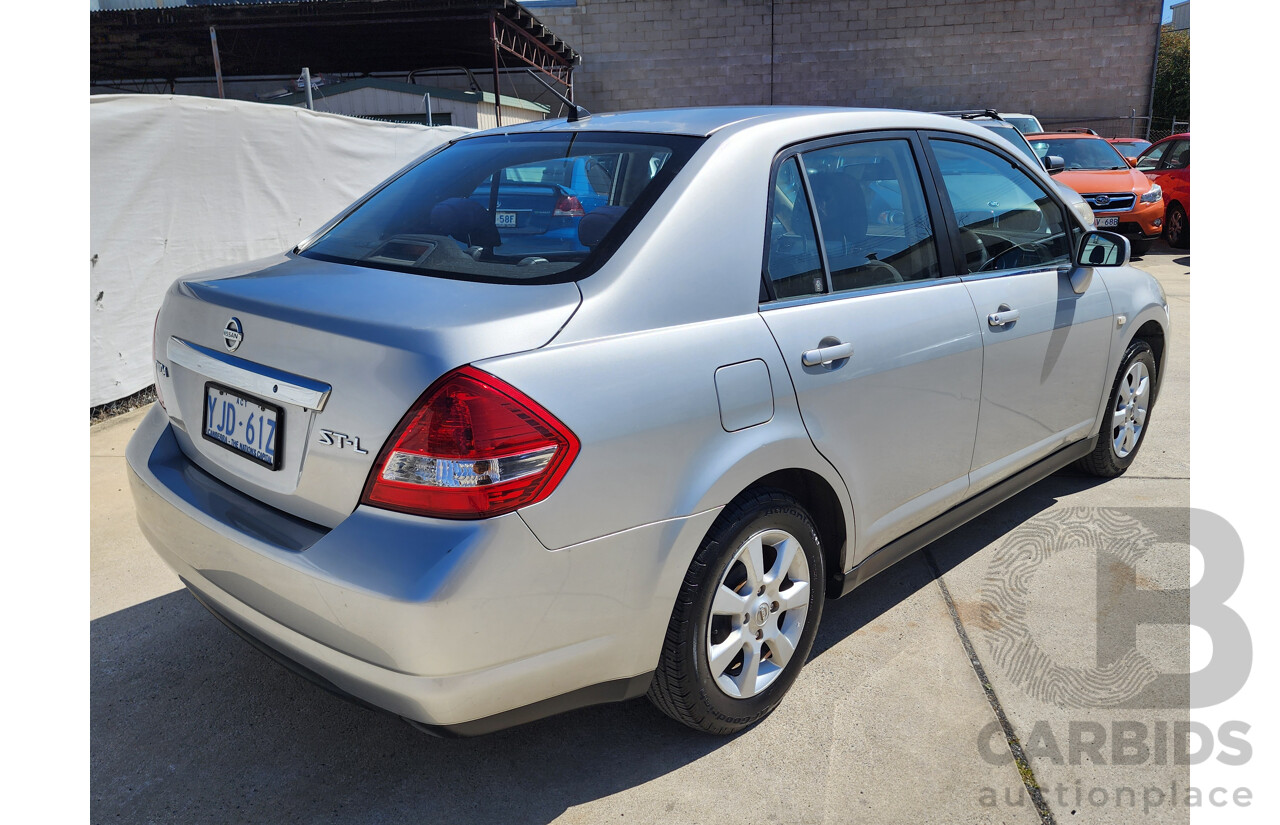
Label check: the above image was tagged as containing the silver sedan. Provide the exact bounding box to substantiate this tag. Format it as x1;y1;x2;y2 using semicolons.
128;107;1168;735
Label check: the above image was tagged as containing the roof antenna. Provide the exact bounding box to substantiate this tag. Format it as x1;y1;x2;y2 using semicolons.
524;69;590;122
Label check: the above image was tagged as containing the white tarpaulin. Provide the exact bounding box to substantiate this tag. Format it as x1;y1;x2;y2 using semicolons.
90;94;471;406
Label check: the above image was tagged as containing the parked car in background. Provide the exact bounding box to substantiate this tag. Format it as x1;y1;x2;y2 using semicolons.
935;109;1043;136
129;107;1168;736
1136;133;1190;249
1029;132;1164;256
1107;137;1152;160
999;112;1044;134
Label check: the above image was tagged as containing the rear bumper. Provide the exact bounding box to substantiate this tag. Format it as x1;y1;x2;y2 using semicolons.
126;403;715;731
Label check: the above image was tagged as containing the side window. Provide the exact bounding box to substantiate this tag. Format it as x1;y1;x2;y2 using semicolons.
802;139;940;293
1136;141;1169;171
930;139;1073;274
1162;140;1190;170
765;157;826;300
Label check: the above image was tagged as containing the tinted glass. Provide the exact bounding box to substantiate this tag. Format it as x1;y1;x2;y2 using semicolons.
802;139;939;292
1110;141;1150;159
1163;140;1190;169
1136;141;1171;171
974;122;1042;166
931;139;1073;274
1028;137;1128;170
1004;116;1043;134
301;132;702;283
765;157;826;300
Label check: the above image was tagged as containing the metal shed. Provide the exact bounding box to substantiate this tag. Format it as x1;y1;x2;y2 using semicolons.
91;0;580;126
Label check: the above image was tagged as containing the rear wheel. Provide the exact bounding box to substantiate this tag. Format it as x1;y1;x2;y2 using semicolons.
1074;340;1156;477
1165;203;1189;249
648;489;825;734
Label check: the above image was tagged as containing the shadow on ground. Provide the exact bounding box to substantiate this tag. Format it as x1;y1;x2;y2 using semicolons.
91;471;1114;824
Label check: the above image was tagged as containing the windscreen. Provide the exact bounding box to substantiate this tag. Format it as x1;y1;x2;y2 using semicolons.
1110;141;1150;159
1029;138;1129;171
301;132;703;284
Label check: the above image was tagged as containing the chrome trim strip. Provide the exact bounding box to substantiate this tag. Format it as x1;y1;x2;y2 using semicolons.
759;275;962;311
959;265;1066;283
167;337;332;411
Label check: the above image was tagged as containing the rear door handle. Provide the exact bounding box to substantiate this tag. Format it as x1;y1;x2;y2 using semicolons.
801;341;855;367
988;308;1020;327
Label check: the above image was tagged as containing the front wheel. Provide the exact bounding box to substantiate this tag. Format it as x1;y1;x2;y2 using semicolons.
1129;238;1152;258
1074;340;1157;477
648;489;825;734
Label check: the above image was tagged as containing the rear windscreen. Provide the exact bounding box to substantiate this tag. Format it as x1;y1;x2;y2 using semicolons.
300;132;704;284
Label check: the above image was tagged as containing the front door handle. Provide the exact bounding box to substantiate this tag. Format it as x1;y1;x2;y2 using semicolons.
801;341;855;367
988;307;1020;327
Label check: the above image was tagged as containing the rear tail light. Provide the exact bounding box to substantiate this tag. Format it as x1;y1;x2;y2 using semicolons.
361;366;580;519
552;195;585;217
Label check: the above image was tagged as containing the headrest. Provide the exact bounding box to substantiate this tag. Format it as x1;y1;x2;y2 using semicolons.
578;206;627;248
430;197;491;239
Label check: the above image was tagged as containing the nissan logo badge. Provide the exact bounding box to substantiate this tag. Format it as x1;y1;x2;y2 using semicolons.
223;317;244;352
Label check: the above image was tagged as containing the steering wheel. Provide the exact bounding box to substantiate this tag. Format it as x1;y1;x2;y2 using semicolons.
977;240;1051;272
957;228;990;272
864;260;904;284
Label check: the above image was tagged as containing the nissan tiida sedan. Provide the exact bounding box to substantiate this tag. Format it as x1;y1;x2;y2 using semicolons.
129;107;1169;735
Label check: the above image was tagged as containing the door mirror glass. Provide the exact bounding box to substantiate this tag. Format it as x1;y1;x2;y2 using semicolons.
1077;230;1130;268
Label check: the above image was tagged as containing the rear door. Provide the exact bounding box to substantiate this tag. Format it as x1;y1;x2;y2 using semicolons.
922;133;1114;490
759;134;984;560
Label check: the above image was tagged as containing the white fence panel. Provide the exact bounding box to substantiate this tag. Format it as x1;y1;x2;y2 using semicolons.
90;94;469;405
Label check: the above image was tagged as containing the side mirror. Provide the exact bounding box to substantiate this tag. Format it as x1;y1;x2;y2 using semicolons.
1126;157;1138;168
1042;155;1065;174
1076;230;1130;268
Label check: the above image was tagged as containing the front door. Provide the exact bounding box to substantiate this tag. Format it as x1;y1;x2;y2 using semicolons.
924;135;1114;490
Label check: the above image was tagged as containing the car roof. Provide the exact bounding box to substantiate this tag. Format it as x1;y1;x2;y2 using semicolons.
1107;137;1149;143
1030;132;1108;140
470;106;1008;139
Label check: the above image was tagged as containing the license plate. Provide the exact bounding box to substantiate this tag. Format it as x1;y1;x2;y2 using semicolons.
203;383;282;470
495;211;518;227
1096;216;1119;228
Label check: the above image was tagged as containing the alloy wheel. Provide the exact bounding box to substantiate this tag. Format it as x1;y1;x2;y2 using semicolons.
1111;360;1151;458
705;528;811;699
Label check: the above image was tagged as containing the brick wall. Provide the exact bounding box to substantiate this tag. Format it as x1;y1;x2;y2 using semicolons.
532;0;1162;126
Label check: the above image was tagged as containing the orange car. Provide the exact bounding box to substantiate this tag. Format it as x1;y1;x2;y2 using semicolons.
1028;131;1164;256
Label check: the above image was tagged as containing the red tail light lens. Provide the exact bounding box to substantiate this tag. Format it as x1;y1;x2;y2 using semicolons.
552;195;585;217
361;366;580;519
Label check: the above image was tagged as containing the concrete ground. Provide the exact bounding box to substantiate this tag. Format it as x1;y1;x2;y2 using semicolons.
90;242;1190;824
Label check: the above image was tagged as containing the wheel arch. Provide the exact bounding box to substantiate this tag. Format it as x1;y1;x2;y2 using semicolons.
1129;318;1167;401
724;468;849;599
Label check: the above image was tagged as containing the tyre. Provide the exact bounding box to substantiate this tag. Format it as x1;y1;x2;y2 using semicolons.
1073;340;1157;477
1128;238;1151;258
1165;203;1189;249
648;488;825;734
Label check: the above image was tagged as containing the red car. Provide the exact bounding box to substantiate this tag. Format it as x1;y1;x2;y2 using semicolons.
1135;133;1190;249
1107;137;1152;160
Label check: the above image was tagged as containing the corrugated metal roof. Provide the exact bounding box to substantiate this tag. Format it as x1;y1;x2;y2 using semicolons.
92;0;579;82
